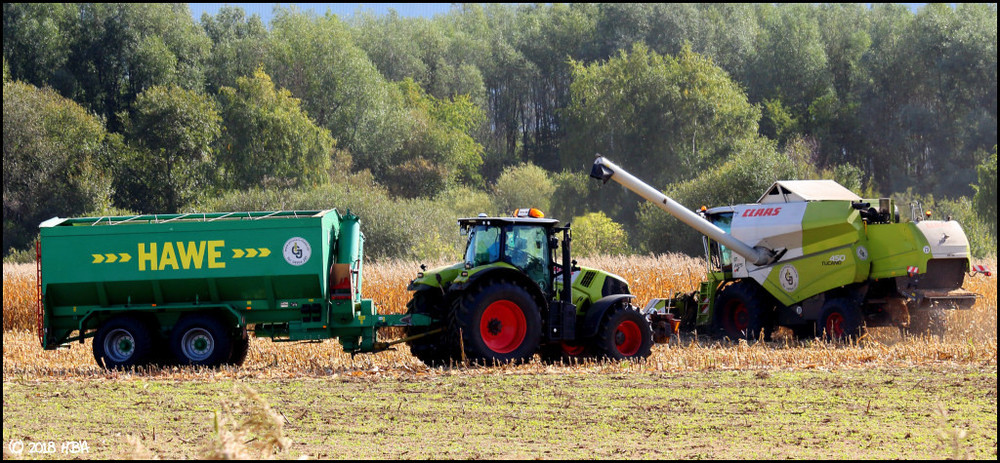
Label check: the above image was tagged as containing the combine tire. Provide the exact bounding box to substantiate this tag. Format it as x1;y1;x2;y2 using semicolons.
715;281;774;341
818;298;864;341
594;304;653;361
93;316;154;370
454;279;541;365
405;291;459;366
170;315;233;367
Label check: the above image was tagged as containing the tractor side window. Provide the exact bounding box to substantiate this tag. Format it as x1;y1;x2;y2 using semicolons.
505;226;550;292
464;226;501;266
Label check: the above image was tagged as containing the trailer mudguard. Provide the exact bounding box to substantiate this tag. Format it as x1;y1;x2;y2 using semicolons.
579;294;636;339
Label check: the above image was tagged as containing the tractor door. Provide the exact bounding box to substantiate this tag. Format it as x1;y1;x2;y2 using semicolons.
503;225;552;294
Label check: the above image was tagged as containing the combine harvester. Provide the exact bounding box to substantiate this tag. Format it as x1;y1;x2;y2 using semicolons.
590;156;989;341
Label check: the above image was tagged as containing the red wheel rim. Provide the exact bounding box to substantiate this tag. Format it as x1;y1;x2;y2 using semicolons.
480;300;527;354
614;320;642;356
724;300;749;335
825;313;845;338
560;341;586;356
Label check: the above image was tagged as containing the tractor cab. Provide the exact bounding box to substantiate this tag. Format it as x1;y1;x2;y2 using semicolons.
459;208;560;295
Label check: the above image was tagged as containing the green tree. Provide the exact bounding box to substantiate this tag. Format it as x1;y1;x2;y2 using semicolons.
265;7;411;178
200;5;269;93
7;4;213;132
571;212;630;257
116;85;220;213
973;148;997;237
3;81;114;253
215;69;335;189
492;163;555;214
384;79;485;197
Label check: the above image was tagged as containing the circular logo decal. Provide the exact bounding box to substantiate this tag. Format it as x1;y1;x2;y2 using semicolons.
283;237;312;266
922;245;931;254
856;246;869;261
779;265;799;293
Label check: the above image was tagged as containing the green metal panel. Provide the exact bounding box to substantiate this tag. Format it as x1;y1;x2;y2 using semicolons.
41;210;340;308
865;222;932;279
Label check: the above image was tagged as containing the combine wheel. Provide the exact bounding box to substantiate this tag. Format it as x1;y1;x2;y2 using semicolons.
454;279;541;365
170;315;233;367
817;298;864;342
594;304;653;361
93;316;154;370
405;291;459;366
715;281;774;341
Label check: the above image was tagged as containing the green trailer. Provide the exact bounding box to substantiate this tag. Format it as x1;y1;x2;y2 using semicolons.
37;209;430;369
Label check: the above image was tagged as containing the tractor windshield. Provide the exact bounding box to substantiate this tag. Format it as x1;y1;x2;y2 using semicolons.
464;225;502;267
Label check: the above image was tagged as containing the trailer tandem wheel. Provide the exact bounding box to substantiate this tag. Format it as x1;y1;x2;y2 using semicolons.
170;314;234;367
93;315;155;370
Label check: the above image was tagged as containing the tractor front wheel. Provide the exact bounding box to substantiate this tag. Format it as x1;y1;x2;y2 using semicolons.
454;280;541;365
594;304;653;361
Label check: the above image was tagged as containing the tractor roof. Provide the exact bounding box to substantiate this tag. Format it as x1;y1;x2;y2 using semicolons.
458;216;560;227
757;180;861;204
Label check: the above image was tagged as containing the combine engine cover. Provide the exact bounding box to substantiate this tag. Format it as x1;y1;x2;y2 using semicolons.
725;181;869;306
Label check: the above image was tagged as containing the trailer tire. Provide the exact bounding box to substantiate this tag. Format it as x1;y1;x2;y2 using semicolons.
454;279;541;365
405;291;459;367
715;281;774;341
171;315;233;367
594;303;653;361
818;298;864;342
93;316;154;370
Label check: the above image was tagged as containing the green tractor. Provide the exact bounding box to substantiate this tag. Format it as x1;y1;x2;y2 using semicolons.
404;208;653;366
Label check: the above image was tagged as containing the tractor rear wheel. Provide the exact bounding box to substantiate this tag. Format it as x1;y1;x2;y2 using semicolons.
405;291;459;366
817;298;864;341
594;304;653;361
715;281;774;341
454;279;541;365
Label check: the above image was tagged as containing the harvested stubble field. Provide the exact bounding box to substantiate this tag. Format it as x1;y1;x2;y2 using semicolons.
3;256;997;459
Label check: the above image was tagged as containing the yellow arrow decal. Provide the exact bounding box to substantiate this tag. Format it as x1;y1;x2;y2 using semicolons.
246;248;258;258
119;253;132;263
233;249;245;258
258;248;271;257
105;253;118;263
92;254;105;264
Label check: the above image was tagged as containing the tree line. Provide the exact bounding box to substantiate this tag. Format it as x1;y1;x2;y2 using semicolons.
3;3;996;259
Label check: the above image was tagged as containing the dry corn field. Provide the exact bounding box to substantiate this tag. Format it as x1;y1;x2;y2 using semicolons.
3;256;996;380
